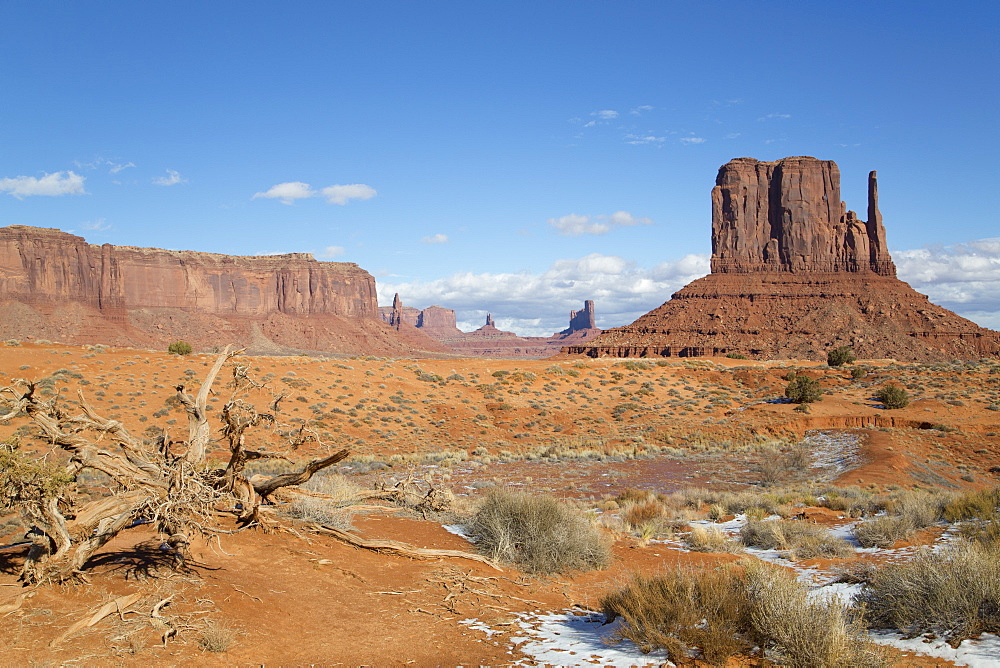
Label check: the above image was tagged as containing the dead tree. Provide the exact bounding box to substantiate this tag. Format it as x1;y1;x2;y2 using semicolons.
0;346;348;584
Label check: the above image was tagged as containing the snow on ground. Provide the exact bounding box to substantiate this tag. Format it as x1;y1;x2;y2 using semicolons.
460;611;669;666
442;524;475;541
870;632;1000;667
509;611;669;667
804;430;862;479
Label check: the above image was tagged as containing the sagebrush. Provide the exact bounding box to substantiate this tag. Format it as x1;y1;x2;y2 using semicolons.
467;489;610;574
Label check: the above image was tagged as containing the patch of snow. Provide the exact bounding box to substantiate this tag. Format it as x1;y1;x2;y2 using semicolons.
508;610;671;667
870;631;1000;667
458;618;502;638
442;524;475;542
803;430;862;479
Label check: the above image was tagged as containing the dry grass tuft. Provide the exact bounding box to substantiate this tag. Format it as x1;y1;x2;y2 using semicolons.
686;525;744;553
198;619;236;653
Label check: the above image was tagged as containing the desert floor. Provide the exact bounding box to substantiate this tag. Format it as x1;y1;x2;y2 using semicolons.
1;342;998;666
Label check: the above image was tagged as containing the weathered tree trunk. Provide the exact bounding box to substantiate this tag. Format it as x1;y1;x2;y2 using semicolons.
0;347;350;583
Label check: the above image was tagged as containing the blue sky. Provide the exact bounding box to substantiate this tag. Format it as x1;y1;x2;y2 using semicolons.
2;1;998;335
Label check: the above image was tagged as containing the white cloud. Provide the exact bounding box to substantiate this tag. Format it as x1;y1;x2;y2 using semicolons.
0;171;86;198
421;233;448;244
253;181;317;205
75;157;135;174
548;211;653;237
322;183;377;205
108;161;135;174
592;109;619;120
81;218;111;232
318;245;346;258
629;105;654;116
758;113;792;121
253;181;377;206
378;253;710;336
680;136;706;145
624;133;667;145
152;169;187;186
895;238;1000;320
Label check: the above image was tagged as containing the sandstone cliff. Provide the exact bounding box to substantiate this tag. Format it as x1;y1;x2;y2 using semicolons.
566;157;1000;362
0;226;448;356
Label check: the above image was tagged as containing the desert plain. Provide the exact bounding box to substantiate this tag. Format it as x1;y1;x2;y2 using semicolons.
1;339;998;666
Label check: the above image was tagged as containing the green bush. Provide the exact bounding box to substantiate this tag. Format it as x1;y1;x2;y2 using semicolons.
167;340;193;355
827;346;856;367
725;352;748;360
467;489;610;574
785;375;822;404
850;366;867;379
875;383;909;409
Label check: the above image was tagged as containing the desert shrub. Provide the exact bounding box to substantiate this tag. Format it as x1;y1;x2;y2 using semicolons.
853;514;913;548
850;366;867;379
687;525;744;553
820;485;881;518
283;495;354;530
625;499;665;528
744;561;889;667
301;472;365;505
601;567;756;663
857;542;1000;644
889;489;945;528
827;346;856;367
943;487;1000;523
875;383;909;409
784;376;821;404
725;352;748;360
167;340;193;355
601;562;887;667
467;489;610;574
740;519;852;558
198;619;235;652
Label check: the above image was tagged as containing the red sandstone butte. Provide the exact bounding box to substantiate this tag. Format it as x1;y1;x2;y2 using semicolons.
565;157;1000;362
0;225;448;356
379;296;601;358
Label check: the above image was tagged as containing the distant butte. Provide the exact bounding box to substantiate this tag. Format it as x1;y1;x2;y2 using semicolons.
565;156;1000;362
380;297;601;358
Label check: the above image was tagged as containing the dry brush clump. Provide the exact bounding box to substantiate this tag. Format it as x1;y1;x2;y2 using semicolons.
686;524;744;553
601;561;888;667
467;488;610;574
740;519;852;558
857;541;1000;645
852;489;947;548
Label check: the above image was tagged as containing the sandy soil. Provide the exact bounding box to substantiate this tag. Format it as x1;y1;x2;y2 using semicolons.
1;342;998;666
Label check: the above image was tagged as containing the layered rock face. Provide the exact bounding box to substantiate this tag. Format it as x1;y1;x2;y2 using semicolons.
711;157;894;275
565;157;1000;362
0;226;447;356
381;297;602;358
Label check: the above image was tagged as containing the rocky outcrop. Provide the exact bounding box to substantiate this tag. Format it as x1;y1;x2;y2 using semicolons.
382;297;602;358
0;226;450;356
565;157;1000;362
563;300;596;333
711;157;895;275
